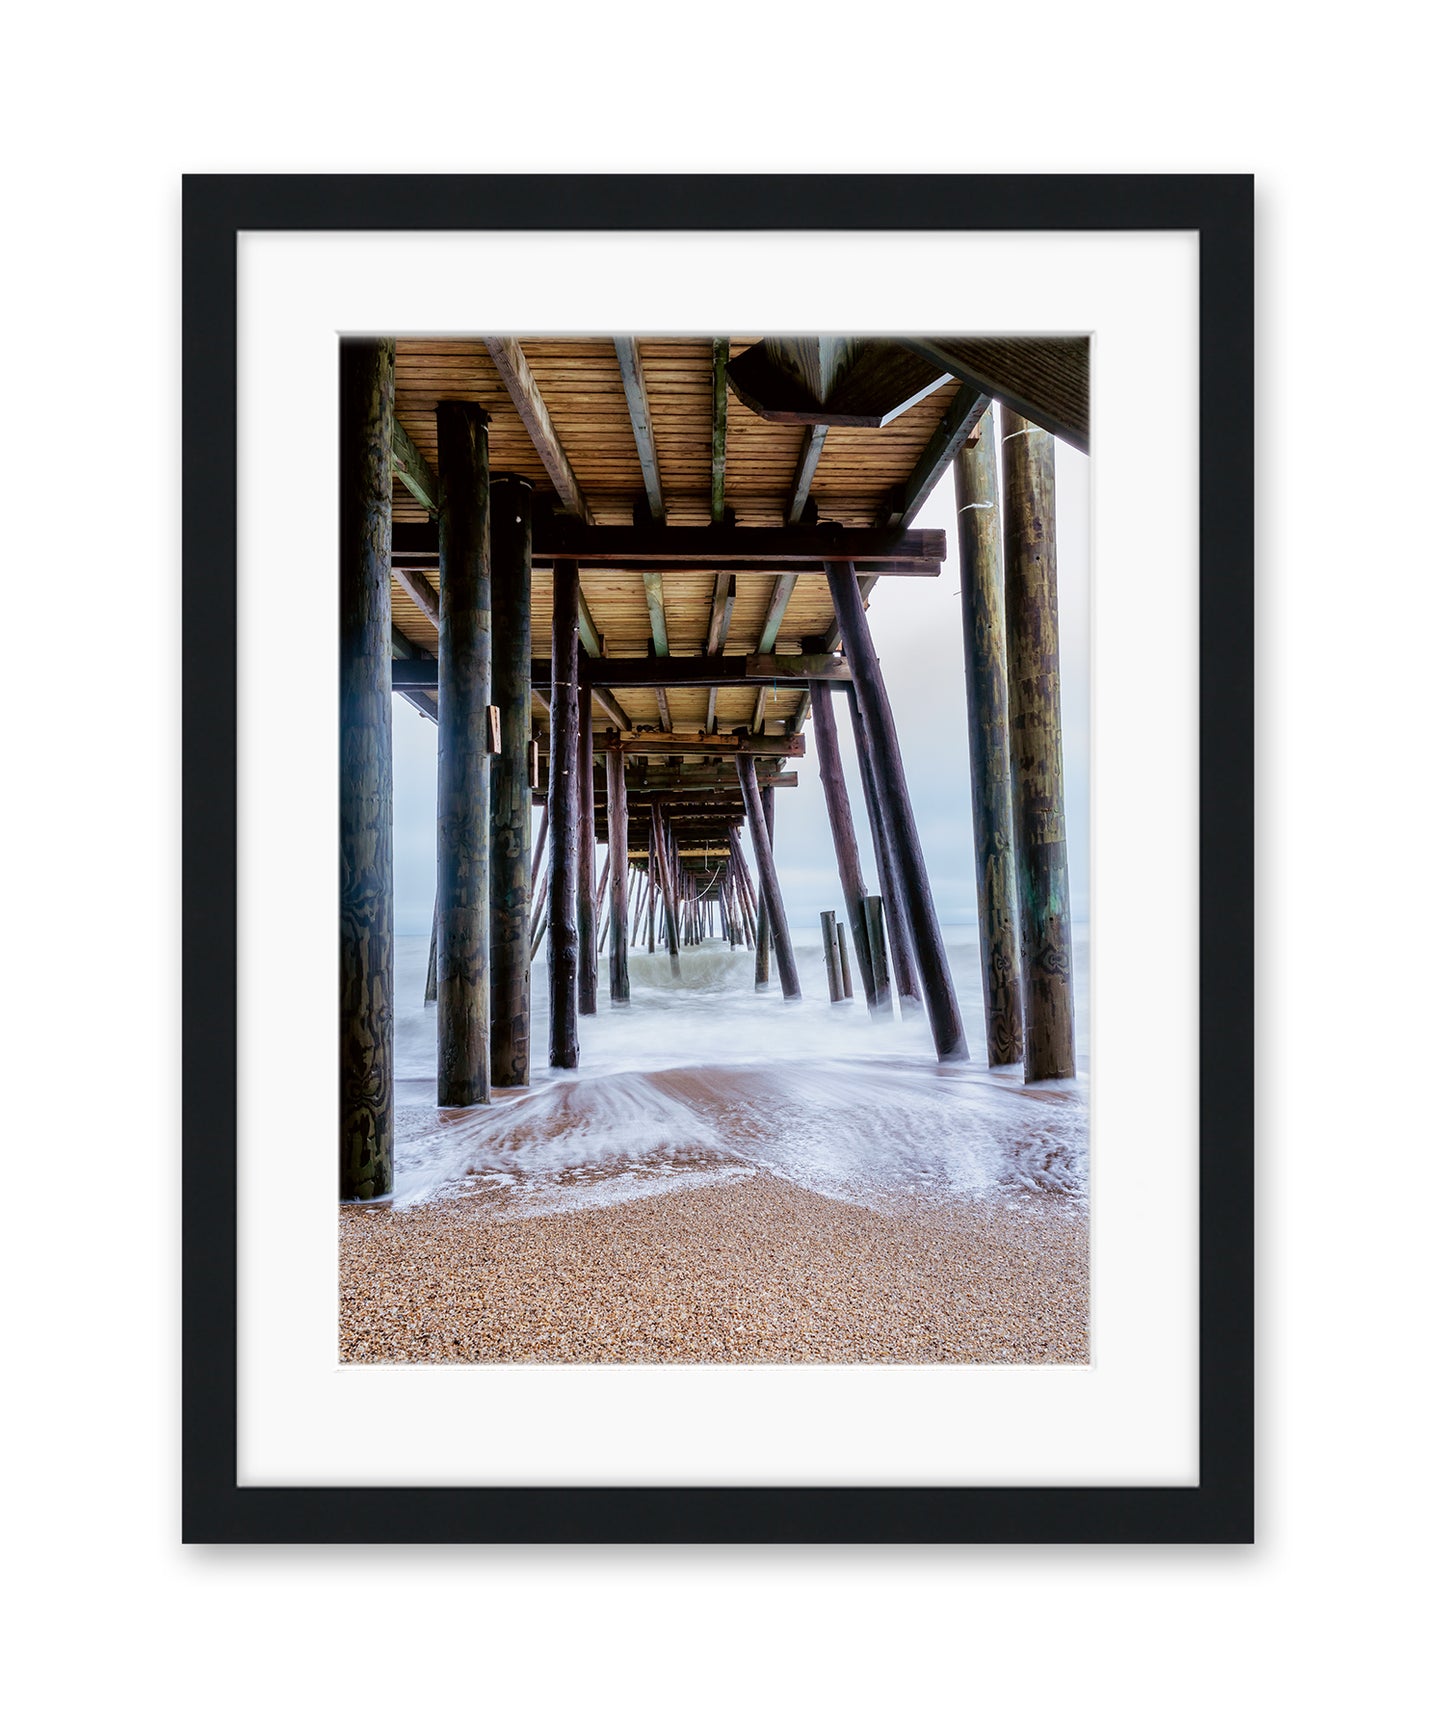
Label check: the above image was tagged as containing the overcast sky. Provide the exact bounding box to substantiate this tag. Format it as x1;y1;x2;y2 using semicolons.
390;431;1089;938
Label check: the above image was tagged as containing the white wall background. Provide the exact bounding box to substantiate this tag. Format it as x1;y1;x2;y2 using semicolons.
4;5;1438;1730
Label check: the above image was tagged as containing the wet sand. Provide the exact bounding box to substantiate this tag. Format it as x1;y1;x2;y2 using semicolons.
339;1174;1089;1364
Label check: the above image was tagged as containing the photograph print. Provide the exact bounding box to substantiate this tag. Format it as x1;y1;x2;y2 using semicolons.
339;333;1089;1367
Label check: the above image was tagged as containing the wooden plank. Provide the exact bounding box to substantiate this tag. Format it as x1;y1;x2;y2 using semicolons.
787;426;826;523
484;336;593;518
614;338;664;521
642;572;669;656
756;574;797;654
879;389;992;528
711;338;729;523
705;573;736;655
899;337;1090;453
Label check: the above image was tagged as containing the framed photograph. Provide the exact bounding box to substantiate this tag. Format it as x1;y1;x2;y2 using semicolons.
183;173;1252;1543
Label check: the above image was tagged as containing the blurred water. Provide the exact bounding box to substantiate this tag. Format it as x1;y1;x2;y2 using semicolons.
389;925;1089;1217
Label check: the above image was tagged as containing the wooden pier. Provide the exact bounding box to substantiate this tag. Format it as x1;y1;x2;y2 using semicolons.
339;334;1085;1195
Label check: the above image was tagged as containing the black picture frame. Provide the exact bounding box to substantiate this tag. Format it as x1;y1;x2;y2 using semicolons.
182;173;1253;1545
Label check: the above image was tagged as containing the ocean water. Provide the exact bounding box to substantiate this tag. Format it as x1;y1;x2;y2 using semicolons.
389;925;1089;1217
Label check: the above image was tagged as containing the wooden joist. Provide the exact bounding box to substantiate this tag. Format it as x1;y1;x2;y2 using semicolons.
642;572;669;656
391;418;439;515
592;685;632;731
655;688;672;731
878;389;992;528
483;336;593;519
578;588;605;659
711;338;729;524
390;520;947;576
614;338;665;521
395;568;441;628
755;574;797;654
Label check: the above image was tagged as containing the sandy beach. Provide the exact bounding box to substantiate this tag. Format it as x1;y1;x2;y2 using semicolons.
340;1174;1088;1364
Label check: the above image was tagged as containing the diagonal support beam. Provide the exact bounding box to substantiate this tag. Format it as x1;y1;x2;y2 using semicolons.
705;573;736;656
484;336;593;519
878;388;992;528
614;338;664;522
390;417;439;515
395;568;441;630
786;426;826;524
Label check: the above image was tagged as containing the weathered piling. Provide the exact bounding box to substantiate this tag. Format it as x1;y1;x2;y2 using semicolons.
435;400;492;1106
606;747;630;1003
821;911;845;1002
755;785;774;988
738;755;801;999
653;807;682;977
339;337;395;1200
577;683;597;1015
646;823;657;952
548;558;581;1068
489;473;533;1088
424;894;438;1005
956;411;1025;1067
845;684;916;1014
808;680;881;1013
827;560;966;1060
864;893;891;1007
1001;409;1075;1081
837;928;854;999
530;804;549;896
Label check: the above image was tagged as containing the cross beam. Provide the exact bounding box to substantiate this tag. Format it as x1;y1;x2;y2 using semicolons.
392;654;851;691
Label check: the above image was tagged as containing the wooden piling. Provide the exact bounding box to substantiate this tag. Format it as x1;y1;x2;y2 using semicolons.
827;560;966;1059
646;824;657;952
577;681;597;1015
837;928;854;999
530;804;549;896
606;746;630;1003
956;410;1025;1067
846;684;916;1016
821;911;844;1002
435;400;492;1106
339;337;395;1200
738;755;801;999
1001;410;1075;1081
754;785;774;988
654;808;682;977
864;893;891;1007
808;680;882;1013
489;474;533;1087
548;558;581;1067
424;894;438;1005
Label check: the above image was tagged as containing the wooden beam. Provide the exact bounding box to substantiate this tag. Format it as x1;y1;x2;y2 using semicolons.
711;338;729;523
756;574;797;654
705;688;717;732
609;729;804;757
591;684;632;732
642;572;669;656
787;426;826;524
395;568;440;629
577;588;604;659
750;688;767;733
655;688;672;731
879;388;992;528
705;574;736;656
394;653;852;692
390;416;439;515
614;338;664;522
897;337;1090;454
484;335;593;519
727;338;948;427
391;519;947;575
